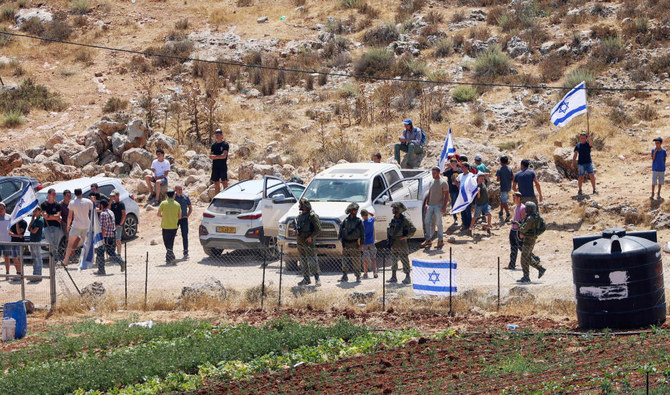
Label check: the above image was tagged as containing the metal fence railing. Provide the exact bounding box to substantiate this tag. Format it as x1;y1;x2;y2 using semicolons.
0;241;56;310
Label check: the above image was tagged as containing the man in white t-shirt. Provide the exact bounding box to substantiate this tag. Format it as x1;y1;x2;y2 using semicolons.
144;149;170;205
0;202;13;275
62;188;93;267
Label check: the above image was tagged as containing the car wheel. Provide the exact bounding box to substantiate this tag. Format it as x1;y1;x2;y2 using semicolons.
204;247;223;258
257;237;279;260
123;214;138;240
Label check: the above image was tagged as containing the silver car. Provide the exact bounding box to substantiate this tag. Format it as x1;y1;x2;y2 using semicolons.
199;179;305;258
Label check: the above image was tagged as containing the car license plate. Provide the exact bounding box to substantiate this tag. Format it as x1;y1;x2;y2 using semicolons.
217;226;236;233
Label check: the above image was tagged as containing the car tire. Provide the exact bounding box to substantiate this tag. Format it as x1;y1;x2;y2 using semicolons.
204;247;223;258
123;214;138;240
257;237;279;260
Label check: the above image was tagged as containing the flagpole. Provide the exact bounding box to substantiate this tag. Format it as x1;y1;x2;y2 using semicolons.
585;84;590;135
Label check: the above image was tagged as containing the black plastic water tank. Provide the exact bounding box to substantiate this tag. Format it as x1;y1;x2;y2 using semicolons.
572;228;666;329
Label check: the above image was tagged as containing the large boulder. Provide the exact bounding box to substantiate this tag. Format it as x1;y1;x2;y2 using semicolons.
66;145;98;167
111;132;129;155
45;161;82;180
126;118;150;149
45;131;67;150
25;145;45;159
82;281;106;298
80;128;109;155
506;36;529;58
187;154;211;171
238;162;274;180
265;153;283;165
122;148;153;169
146;132;177;151
180;277;227;301
553;147;578;179
0;152;23;175
15;8;52;27
96;118;126;136
56;144;81;164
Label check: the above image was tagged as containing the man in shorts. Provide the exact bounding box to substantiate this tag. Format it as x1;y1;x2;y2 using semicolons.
0;203;14;276
651;137;666;200
110;190;126;256
210;129;229;195
145;149;170;205
496;156;513;221
571;132;596;196
62;188;94;267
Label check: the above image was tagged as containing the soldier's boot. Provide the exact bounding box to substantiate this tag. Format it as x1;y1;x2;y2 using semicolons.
517;276;531;283
538;266;546;279
338;273;348;282
355;274;361;283
402;273;412;284
298;276;311;286
387;271;397;283
314;274;321;286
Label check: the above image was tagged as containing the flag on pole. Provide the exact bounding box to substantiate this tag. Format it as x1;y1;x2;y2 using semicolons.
450;173;479;215
9;184;38;226
412;258;457;296
550;81;587;127
437;128;455;171
79;210;103;270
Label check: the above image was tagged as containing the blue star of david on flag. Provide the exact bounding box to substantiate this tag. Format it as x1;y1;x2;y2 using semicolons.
550;81;588;127
428;270;440;284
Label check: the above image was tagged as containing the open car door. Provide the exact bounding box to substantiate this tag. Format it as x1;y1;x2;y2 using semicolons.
372;177;424;243
261;176;298;237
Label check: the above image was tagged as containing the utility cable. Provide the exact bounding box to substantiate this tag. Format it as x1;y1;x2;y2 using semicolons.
1;30;670;92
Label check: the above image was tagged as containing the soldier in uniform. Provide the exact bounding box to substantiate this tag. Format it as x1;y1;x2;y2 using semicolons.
338;203;365;283
387;202;416;284
517;201;547;283
296;198;321;286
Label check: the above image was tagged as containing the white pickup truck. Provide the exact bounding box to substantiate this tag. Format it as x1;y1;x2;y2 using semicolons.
260;163;433;268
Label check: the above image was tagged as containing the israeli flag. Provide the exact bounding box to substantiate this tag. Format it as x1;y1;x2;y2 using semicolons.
437;128;455;172
412;258;457;296
10;184;38;226
550;81;587;127
450;173;479;215
79;210;103;270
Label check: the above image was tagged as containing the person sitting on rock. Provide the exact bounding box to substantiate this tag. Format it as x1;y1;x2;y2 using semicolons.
394;119;425;169
144;149;170;205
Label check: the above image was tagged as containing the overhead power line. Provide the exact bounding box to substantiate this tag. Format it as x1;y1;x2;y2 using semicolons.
1;30;669;93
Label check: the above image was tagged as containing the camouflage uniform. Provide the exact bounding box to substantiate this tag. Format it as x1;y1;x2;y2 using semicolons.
518;202;546;282
339;203;365;280
387;202;416;282
296;198;321;279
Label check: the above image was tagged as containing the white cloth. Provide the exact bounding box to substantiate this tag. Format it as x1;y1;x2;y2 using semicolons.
151;159;171;178
0;214;10;242
550;81;587;127
450;173;479;215
69;198;93;230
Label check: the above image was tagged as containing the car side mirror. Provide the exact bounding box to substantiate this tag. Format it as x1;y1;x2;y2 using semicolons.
272;194;286;203
374;195;390;205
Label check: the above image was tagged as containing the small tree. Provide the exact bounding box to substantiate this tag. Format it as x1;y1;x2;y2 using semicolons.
134;73;158;128
184;82;203;144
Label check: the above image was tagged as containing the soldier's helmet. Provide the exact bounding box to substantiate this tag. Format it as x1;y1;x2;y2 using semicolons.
299;198;312;212
345;202;360;215
525;201;537;214
391;202;407;213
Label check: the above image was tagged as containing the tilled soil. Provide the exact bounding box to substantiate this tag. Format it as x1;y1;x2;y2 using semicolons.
201;329;670;394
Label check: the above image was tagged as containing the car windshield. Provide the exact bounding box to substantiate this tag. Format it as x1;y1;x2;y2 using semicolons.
302;179;369;203
209;199;257;214
36;192;64;204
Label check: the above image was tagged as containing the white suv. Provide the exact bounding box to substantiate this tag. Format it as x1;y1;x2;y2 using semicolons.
199;179;305;258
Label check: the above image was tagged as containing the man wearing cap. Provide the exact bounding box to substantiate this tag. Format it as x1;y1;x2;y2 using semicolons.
296;198;321;286
158;190;182;265
210;128;230;195
651;137;666;200
145;149;170;205
571;131;597;196
474;154;488;173
174;185;192;259
387;202;416;284
110;190;126;257
394;119;425;169
338;203;365;283
421;167;449;249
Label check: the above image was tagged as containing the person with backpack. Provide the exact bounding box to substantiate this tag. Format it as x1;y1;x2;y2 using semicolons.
517;201;547;283
394;119;426;169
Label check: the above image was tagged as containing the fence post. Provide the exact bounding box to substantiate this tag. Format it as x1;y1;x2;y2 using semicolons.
49;244;56;308
144;251;148;310
124;242;128;308
382;250;386;311
278;245;283;307
448;247;453;316
261;249;266;309
497;257;501;312
20;246;25;301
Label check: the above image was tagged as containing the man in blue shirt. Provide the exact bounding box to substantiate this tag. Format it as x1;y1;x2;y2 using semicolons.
651;137;666;200
360;209;377;279
394;119;425;169
174;185;192;259
571;132;596;195
513;159;543;208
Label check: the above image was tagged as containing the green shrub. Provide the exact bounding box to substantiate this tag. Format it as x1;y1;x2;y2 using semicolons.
147;40;194;67
20;16;45;36
563;68;596;90
633;17;649;34
395;56;426;76
353;48;395;76
70;0;89;15
74;48;93;64
0;78;66;115
102;97;129;113
44;18;72;41
2;110;24;127
595;36;625;64
433;38;453;57
174;17;189;30
236;0;253;6
0;27;11;47
452;85;478;102
649;53;670;76
341;0;361;8
362;22;399;46
474;45;511;81
1;6;15;22
637;104;657;121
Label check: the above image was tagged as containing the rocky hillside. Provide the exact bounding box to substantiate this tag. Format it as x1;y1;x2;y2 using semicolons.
0;0;669;218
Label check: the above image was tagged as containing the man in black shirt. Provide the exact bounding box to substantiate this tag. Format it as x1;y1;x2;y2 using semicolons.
443;156;462;226
41;188;62;262
209;128;229;195
571;132;596;195
110;190;126;256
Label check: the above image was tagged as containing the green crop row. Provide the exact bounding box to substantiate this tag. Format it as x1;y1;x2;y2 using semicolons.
0;318;366;395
